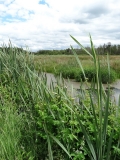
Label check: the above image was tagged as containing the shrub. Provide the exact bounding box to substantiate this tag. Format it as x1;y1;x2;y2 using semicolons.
100;68;117;83
75;67;96;82
55;64;80;79
75;67;117;83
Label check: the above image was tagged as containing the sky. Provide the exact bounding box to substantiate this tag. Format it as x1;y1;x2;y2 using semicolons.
0;0;120;51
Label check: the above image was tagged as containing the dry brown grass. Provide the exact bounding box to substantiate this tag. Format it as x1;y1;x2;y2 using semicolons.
34;55;93;66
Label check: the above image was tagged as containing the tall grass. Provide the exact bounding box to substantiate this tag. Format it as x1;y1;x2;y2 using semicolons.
0;86;23;160
70;35;120;159
34;54;120;82
0;38;120;159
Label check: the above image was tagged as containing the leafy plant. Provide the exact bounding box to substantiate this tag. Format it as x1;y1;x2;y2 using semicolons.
70;34;120;160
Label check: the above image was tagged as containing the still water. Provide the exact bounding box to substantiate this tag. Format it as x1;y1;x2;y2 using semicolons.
43;73;120;105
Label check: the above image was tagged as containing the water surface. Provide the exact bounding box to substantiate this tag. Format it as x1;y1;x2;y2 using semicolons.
43;73;120;105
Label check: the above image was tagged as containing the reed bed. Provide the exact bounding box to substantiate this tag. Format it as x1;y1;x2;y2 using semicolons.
0;37;120;160
34;54;120;83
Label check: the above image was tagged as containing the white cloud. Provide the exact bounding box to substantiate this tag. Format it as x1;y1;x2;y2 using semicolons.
0;0;120;51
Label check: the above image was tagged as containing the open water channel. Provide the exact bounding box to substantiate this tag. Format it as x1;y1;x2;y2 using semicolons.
42;73;120;105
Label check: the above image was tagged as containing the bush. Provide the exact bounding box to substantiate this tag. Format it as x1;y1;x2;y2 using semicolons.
75;67;117;83
55;64;80;79
100;68;117;83
75;68;96;82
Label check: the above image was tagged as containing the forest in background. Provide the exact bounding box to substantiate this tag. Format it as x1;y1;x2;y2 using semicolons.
34;43;120;55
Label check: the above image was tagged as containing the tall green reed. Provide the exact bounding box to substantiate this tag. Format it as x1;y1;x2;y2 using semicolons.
0;43;73;159
0;85;24;159
70;35;120;160
0;44;37;159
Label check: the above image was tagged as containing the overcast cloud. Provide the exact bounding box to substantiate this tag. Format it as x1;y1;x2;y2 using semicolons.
0;0;120;51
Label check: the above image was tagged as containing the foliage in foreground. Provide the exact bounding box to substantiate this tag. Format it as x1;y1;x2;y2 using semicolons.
0;38;120;160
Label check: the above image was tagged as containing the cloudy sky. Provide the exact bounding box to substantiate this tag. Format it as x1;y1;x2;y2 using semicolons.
0;0;120;51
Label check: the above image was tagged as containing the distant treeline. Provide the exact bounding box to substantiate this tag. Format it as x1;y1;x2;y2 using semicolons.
0;43;120;55
34;48;71;55
35;44;120;55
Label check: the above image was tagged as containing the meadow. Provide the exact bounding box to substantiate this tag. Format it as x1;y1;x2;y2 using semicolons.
0;36;120;160
34;54;120;83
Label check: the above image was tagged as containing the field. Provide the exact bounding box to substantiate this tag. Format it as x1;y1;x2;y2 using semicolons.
0;37;120;160
34;54;120;83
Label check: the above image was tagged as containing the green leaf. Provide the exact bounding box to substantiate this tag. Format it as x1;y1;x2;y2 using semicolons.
49;133;72;159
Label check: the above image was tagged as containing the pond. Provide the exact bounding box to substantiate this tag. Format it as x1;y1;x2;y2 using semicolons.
41;73;120;105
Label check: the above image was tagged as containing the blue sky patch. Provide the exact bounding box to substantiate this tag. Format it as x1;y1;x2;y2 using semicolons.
1;15;26;23
39;0;46;5
39;0;49;6
0;0;120;51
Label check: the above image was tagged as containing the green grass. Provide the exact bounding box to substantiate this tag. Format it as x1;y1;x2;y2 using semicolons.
75;67;117;83
0;86;23;160
0;38;120;159
34;54;120;83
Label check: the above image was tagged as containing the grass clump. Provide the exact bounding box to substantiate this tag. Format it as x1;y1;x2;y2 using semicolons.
55;65;118;83
0;86;23;160
111;61;120;78
75;67;117;83
55;64;80;79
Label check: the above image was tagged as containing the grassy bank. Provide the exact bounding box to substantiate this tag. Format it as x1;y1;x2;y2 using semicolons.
0;37;120;159
34;54;120;83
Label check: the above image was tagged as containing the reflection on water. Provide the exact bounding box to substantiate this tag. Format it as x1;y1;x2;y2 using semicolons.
111;88;120;105
42;73;120;105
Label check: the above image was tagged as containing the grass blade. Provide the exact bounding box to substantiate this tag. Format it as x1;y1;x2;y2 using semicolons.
49;133;71;159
